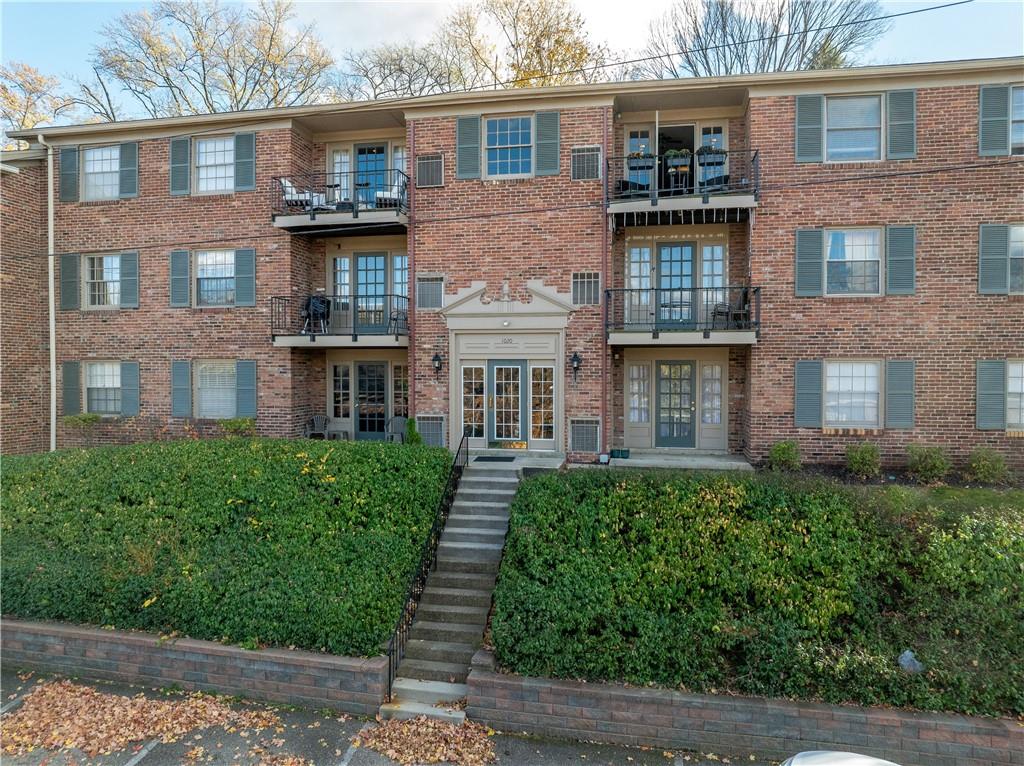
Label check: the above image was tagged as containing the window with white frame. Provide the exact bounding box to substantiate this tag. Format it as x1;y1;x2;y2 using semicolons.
195;137;234;193
1012;86;1023;156
85;361;121;414
486;116;532;177
393;254;409;298
571;146;601;180
333;363;350;418
826;95;882;161
333;256;351;299
628;363;650;423
462;366;484;438
416;276;444;309
393;145;407;173
826;228;882;295
701;364;723;425
82;146;120;200
572;272;600;305
331;148;351;201
531;366;554;440
627;246;652;324
195;360;236;419
1008;362;1024;429
85;254;121;308
1010;225;1024;294
195;250;235;306
825;361;881;427
393;364;409;418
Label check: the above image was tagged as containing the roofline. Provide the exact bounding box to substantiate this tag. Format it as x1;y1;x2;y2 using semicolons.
10;55;1023;140
0;148;47;162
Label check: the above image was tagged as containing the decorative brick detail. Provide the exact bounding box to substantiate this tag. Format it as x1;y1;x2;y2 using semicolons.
2;619;388;715
467;650;1023;766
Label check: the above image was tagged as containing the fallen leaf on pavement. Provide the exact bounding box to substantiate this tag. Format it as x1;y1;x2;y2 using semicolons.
357;716;496;766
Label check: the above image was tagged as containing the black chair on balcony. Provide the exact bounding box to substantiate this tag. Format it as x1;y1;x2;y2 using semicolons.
279;178;328;211
710;288;750;330
387;306;408;337
301;295;331;334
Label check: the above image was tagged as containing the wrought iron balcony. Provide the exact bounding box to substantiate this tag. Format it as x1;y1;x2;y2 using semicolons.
605;285;760;343
271;293;409;345
271;170;409;230
606;149;759;207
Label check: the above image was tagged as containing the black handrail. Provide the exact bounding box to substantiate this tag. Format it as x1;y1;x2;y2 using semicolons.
270;293;409;339
384;432;469;698
606;149;759;204
272;169;409;216
605;285;761;334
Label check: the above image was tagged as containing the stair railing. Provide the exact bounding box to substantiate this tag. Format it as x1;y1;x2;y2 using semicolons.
384;432;470;698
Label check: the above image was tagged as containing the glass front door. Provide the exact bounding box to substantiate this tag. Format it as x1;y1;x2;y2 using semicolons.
355;143;387;209
356;362;387;440
657;243;696;328
487;360;528;448
655;361;696;447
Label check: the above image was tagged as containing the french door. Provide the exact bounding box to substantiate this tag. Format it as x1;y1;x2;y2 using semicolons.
657;243;696;328
355;362;387;440
355;143;387;208
487;360;528;448
655;361;696;447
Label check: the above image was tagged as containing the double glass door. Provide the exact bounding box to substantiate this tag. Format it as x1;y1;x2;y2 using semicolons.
355;143;387;209
463;361;555;450
655;361;696;447
331;252;401;334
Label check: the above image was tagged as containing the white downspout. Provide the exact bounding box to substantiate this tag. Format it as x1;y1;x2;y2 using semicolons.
39;133;56;451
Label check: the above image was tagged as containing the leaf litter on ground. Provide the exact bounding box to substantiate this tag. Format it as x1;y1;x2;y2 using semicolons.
356;715;496;765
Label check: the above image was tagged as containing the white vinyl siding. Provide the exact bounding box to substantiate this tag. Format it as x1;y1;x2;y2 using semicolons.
85;254;121;308
195;137;234;193
82;145;120;200
826;95;882;161
826;228;882;295
1008;362;1024;428
85;361;121;414
825;361;881;428
195;360;236;419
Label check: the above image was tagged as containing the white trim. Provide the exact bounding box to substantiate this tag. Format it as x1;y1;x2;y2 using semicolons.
823;359;884;429
823;226;884;297
823;92;885;164
482;113;535;180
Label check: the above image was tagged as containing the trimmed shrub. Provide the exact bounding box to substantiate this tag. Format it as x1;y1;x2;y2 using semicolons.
906;444;951;485
767;440;801;471
846;442;881;480
964;448;1009;485
492;470;1024;716
1;439;451;656
405;418;423;446
220;417;256;436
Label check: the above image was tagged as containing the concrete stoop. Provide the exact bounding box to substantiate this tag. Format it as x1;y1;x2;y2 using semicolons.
379;462;519;724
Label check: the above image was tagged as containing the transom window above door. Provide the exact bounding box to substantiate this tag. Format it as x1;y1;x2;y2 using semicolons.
826;95;882;161
826;228;882;295
486;116;532;177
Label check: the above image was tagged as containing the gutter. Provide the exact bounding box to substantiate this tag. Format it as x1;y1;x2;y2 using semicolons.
38;134;56;451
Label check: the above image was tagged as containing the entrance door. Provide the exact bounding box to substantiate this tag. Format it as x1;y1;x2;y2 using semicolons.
657;124;695;195
657;243;696;329
488;360;527;448
355;143;387;209
655;361;696;447
355;362;387;440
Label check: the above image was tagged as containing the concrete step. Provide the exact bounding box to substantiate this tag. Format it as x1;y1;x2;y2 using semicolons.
438;540;504;554
458;489;517;503
416;603;489;625
390;677;467;706
451;500;511;513
447;513;509;530
379;699;466;724
409;620;484;643
396;657;468;684
435;556;500;574
428;571;496;591
459;475;519;489
463;465;522;478
421;586;492;608
404;638;478;665
443;528;506;544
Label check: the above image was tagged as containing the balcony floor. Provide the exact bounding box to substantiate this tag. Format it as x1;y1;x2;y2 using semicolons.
272;334;409;348
608;329;757;346
272;208;408;232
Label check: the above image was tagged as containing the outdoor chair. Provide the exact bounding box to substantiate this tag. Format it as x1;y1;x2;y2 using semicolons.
304;414;329;439
375;174;407;209
385;416;408;443
387;307;408;337
711;288;750;330
279;178;327;211
301;295;331;334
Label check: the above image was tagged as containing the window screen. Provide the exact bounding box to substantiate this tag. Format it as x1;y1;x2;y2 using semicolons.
572;272;600;306
571;147;601;180
416;153;444;187
417;276;444;309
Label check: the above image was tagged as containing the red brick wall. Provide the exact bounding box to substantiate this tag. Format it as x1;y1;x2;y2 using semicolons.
1;160;49;454
747;85;1024;467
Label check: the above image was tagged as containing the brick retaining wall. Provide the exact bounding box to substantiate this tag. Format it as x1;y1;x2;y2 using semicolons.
467;651;1023;766
2;619;388;716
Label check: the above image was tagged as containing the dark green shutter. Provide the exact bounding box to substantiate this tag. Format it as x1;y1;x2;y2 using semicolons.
235;360;257;418
886;90;916;159
170;249;190;307
979;85;1010;156
62;360;81;416
885;225;916;295
976;360;1006;430
118;142;138;198
885;360;915;429
535;111;560;176
795;95;824;163
120;361;140;416
59;147;79;202
119;251;139;308
794;360;823;428
456;115;481;179
234;133;256;191
234;248;256;306
169;136;191;195
60;253;80;310
795;229;824;296
978;224;1009;294
171;360;192;417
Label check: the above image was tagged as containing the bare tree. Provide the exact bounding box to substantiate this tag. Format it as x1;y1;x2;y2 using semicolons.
91;0;339;118
68;66;123;123
640;0;891;78
1;61;75;148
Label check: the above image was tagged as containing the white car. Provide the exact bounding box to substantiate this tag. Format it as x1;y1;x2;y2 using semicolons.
781;753;901;766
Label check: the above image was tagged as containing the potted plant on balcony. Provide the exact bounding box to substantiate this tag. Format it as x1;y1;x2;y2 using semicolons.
626;150;655;172
696;144;727;165
663;148;692;170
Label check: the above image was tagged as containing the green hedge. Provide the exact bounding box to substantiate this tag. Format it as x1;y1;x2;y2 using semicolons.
492;471;1024;717
1;439;451;657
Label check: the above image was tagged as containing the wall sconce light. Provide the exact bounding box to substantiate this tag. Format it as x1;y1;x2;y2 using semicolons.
570;351;583;383
432;353;443;378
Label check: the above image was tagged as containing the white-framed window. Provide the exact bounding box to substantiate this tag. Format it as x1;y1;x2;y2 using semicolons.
1010;224;1024;295
332;363;350;419
825;361;881;428
392;145;408;174
1012;86;1023;156
85;361;121;414
462;366;484;438
195;360;236;419
826;95;882;162
416;276;444;309
571;146;601;181
82;145;120;201
485;115;532;177
331;148;351;201
701;364;723;425
393;363;409;418
195;136;234;193
530;366;554;440
826;228;882;295
85;254;121;308
571;272;600;306
393;254;409;298
195;250;235;306
628;363;650;423
1008;361;1024;429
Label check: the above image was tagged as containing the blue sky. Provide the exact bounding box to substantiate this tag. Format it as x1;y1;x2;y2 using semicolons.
2;0;1022;103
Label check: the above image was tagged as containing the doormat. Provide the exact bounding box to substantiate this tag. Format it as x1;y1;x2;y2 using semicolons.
474;456;516;463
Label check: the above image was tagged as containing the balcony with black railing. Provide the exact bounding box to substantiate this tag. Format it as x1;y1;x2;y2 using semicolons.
605;285;760;345
271;169;409;233
270;293;409;347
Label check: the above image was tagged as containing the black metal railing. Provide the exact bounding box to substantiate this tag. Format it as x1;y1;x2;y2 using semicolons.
271;169;409;217
605;285;761;334
385;432;469;697
270;293;409;339
606;149;759;204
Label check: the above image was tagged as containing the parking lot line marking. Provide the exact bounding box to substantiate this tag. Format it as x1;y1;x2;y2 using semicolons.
123;738;159;766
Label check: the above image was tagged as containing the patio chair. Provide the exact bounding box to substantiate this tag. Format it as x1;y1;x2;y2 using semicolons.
304;414;329;439
375;173;407;209
387;307;408;337
301;295;331;334
385;416;408;443
279;178;327;210
710;288;750;330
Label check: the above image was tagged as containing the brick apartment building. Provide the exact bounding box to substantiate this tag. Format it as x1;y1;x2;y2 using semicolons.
1;56;1022;467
